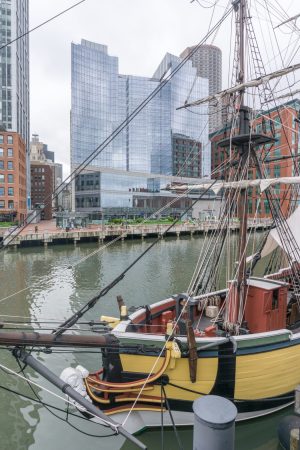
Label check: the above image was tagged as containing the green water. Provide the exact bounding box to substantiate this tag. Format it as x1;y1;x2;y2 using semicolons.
0;236;291;449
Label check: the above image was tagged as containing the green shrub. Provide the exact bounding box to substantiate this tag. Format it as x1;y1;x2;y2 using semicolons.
109;218;123;224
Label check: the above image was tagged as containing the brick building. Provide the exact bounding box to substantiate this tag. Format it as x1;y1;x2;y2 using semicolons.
0;130;27;222
30;162;53;220
210;100;300;218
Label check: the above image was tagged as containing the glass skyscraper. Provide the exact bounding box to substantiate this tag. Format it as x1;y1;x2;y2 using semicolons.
0;0;30;206
153;53;210;177
71;40;209;217
180;45;222;134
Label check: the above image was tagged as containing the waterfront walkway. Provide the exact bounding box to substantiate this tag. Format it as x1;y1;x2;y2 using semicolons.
0;218;272;248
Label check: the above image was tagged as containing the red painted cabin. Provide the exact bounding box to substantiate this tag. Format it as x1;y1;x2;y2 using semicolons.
244;278;288;333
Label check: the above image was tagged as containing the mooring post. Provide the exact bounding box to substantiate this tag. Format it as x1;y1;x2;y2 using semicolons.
193;395;237;450
116;295;125;314
277;386;300;449
291;385;300;449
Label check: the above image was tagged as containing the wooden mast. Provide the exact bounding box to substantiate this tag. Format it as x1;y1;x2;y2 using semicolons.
227;0;249;327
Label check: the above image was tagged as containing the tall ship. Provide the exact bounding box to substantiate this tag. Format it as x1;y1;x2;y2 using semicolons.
1;0;300;448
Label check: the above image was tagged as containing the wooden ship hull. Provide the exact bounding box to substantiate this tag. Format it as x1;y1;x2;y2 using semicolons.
89;332;299;429
80;274;300;432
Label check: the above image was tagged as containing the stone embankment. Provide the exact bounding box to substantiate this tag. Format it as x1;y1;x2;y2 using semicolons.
0;219;272;249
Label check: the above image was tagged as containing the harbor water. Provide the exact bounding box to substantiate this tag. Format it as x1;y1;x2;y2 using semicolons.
0;235;290;449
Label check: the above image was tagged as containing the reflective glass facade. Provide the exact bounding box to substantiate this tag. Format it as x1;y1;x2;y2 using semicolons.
0;0;30;205
153;53;210;177
71;40;209;215
75;169;198;217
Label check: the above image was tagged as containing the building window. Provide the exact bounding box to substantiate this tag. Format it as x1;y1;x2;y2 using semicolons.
0;174;4;183
8;187;13;196
7;161;13;170
0;187;4;196
0;161;3;169
273;116;281;129
264;199;270;214
273;147;281;157
7;135;13;144
8;200;14;209
274;165;281;177
0;148;3;157
7;174;13;183
274;183;280;195
7;148;13;157
0;135;3;144
0;200;4;209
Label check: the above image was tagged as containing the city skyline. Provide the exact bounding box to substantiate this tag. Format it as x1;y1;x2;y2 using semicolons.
28;0;299;178
29;0;231;177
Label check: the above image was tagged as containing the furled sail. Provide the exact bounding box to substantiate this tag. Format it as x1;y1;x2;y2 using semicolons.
169;176;300;194
247;204;300;263
177;61;300;109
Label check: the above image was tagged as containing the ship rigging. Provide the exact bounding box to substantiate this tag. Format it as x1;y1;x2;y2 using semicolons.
1;0;300;448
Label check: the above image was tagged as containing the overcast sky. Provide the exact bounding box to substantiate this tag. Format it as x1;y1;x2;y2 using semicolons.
29;0;299;177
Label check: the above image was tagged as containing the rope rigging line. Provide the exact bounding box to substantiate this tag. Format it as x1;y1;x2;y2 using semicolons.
51;180;218;338
199;148;248;294
118;168;262;427
0;5;233;251
0;0;88;52
0;114;232;306
254;0;300;35
0;383;115;436
251;152;300;309
0;361;117;431
120;287;207;427
185;0;229;104
16;358;116;438
0;142;229;306
261;0;295;104
187;109;242;295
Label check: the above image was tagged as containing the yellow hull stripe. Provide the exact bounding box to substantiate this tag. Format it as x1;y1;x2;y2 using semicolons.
235;344;300;399
120;342;300;402
120;353;218;402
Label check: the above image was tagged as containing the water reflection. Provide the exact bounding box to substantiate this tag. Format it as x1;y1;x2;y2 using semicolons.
0;353;41;449
0;234;284;449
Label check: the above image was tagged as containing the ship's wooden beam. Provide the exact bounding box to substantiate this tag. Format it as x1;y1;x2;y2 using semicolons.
0;331;119;348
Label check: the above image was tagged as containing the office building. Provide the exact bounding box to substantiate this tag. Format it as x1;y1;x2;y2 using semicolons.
180;44;222;133
30;162;53;220
30;134;47;162
172;133;202;178
71;40;209;218
0;130;26;222
44;148;54;163
152;52;209;177
29;134;64;215
0;0;30;206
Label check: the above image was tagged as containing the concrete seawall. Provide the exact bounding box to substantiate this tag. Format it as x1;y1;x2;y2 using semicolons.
1;219;272;249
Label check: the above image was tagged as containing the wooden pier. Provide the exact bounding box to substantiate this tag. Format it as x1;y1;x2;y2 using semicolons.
0;219;272;249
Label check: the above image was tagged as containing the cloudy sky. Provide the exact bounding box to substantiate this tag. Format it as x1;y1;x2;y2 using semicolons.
29;0;299;177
